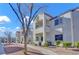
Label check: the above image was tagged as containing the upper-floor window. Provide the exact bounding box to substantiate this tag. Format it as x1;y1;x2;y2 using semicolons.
36;21;43;28
54;17;62;26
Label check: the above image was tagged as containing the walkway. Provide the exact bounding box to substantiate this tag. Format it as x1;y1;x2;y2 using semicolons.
4;43;43;55
27;44;57;55
0;43;5;55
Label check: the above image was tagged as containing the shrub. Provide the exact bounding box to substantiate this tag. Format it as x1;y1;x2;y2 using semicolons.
32;42;37;46
75;42;79;48
43;42;49;47
63;42;72;48
56;40;62;47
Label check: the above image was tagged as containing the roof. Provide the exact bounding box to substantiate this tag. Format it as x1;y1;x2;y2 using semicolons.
34;7;79;21
34;12;54;21
44;12;53;18
51;7;79;20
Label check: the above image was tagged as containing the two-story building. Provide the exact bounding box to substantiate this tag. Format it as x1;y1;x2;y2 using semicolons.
33;13;54;46
33;7;79;46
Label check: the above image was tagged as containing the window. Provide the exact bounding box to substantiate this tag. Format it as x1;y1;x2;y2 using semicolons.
55;34;63;41
41;36;43;41
36;21;43;28
36;24;39;28
54;18;62;26
36;37;39;41
55;19;59;25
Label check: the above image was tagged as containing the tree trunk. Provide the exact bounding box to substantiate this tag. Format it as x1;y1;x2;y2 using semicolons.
24;34;27;54
24;35;27;54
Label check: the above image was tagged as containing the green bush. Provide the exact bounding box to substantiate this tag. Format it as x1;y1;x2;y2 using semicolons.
63;42;72;48
43;42;49;47
75;42;79;48
32;42;37;46
56;40;62;47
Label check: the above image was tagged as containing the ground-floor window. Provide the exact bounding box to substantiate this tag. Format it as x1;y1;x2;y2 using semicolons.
41;36;43;42
55;34;63;41
36;37;39;41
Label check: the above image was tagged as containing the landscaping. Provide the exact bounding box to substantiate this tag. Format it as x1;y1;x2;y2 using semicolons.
43;42;49;47
63;42;72;48
74;42;79;48
56;40;79;48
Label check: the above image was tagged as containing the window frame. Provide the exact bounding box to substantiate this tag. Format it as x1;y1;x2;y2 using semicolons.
54;17;62;26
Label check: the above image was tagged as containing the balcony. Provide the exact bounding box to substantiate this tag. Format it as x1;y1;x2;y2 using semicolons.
35;26;51;34
35;27;43;34
35;20;43;28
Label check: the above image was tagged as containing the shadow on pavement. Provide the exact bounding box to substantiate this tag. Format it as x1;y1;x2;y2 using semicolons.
71;49;79;51
27;51;44;55
4;46;24;54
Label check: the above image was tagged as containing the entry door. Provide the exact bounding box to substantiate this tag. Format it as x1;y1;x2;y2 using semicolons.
55;34;63;41
41;36;43;42
39;36;43;46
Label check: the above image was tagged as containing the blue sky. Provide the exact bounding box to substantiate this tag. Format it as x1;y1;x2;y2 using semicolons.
0;3;79;37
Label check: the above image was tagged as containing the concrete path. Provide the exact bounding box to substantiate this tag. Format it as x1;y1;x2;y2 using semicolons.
0;43;5;55
27;44;57;55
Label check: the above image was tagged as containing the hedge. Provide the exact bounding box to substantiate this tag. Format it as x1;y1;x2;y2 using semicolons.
56;40;62;47
74;42;79;48
63;42;72;48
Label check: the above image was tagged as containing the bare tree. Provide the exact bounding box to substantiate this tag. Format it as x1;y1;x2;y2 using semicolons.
4;31;12;44
9;3;44;54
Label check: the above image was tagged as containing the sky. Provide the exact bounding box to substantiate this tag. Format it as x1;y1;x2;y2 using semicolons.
0;3;79;37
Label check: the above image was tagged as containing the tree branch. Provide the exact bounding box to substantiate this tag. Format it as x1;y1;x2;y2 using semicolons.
27;6;44;28
9;3;23;25
17;3;25;24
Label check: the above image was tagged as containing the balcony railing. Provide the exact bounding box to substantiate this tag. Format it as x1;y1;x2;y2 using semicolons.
35;27;43;34
36;24;43;29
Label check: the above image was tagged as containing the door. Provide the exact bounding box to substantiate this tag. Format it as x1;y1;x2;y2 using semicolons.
55;34;63;41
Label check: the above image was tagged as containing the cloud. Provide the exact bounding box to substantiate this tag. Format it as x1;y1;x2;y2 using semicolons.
24;16;33;24
16;27;20;30
24;16;29;22
0;27;6;32
26;16;29;19
0;26;21;37
0;26;20;37
0;16;10;24
13;26;20;32
0;27;11;32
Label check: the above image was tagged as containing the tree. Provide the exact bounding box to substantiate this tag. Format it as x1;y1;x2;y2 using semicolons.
9;3;44;54
4;31;12;44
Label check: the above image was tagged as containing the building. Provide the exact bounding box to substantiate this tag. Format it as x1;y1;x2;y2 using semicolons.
16;29;33;44
33;13;54;46
33;7;79;46
16;31;23;43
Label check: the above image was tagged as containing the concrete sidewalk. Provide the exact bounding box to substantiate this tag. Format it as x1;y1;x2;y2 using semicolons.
27;44;57;55
0;43;5;55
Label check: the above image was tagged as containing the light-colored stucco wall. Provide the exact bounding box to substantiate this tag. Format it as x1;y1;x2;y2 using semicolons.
72;9;79;42
51;12;73;43
33;13;53;46
33;10;79;46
